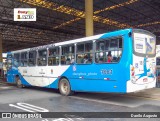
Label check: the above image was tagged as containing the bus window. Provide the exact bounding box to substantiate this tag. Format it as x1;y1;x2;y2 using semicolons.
61;45;75;65
76;42;93;64
95;37;122;63
21;52;28;67
48;47;59;66
110;39;118;50
119;39;122;49
97;41;105;51
28;51;36;66
37;49;47;66
105;41;109;51
95;40;105;63
110;38;122;62
13;53;20;67
85;43;92;52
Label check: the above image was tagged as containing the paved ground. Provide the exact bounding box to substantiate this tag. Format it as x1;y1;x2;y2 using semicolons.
0;81;160;121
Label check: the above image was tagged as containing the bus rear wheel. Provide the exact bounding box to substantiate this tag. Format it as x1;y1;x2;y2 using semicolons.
59;78;73;96
15;77;23;88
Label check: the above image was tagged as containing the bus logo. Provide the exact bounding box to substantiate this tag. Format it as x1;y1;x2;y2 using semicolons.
73;66;76;71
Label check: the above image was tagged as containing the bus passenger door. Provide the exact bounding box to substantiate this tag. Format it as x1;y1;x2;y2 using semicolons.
6;59;15;83
7;70;14;83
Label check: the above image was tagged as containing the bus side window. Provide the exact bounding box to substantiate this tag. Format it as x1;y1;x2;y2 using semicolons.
95;37;122;63
37;49;47;66
61;45;75;65
76;42;93;64
21;52;28;67
109;38;122;62
48;47;59;66
95;40;105;63
28;51;37;66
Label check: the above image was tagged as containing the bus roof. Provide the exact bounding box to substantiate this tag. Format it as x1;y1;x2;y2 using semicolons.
9;28;134;54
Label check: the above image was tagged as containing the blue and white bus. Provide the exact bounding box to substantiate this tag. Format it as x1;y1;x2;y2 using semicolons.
6;29;156;95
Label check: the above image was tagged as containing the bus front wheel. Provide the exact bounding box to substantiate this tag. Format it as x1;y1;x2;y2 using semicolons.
59;78;73;96
15;77;23;88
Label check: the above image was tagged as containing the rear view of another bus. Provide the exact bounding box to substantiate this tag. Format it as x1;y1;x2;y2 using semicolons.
127;29;156;92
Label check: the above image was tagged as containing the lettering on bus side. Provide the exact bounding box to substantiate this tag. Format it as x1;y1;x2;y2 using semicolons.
101;69;113;75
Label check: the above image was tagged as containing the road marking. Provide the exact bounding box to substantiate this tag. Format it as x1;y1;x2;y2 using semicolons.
9;103;49;112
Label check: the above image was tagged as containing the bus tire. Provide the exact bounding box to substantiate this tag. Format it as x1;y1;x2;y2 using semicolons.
15;76;23;88
58;78;73;96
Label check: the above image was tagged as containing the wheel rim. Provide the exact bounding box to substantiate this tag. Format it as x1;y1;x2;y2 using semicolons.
60;80;69;94
18;79;21;85
17;79;22;87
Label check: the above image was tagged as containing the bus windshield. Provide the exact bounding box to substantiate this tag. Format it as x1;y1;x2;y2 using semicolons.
133;31;156;57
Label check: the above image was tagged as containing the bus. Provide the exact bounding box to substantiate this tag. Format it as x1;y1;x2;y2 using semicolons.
6;29;156;95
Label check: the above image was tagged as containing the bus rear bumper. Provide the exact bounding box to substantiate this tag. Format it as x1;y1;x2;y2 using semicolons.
126;80;156;93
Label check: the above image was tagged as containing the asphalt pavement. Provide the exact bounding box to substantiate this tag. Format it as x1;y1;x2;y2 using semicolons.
0;81;160;121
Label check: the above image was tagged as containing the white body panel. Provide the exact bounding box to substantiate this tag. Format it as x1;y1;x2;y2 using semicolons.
18;66;70;87
127;79;156;93
131;55;156;84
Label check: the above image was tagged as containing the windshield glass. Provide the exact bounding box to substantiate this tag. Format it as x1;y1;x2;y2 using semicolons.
133;32;156;56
